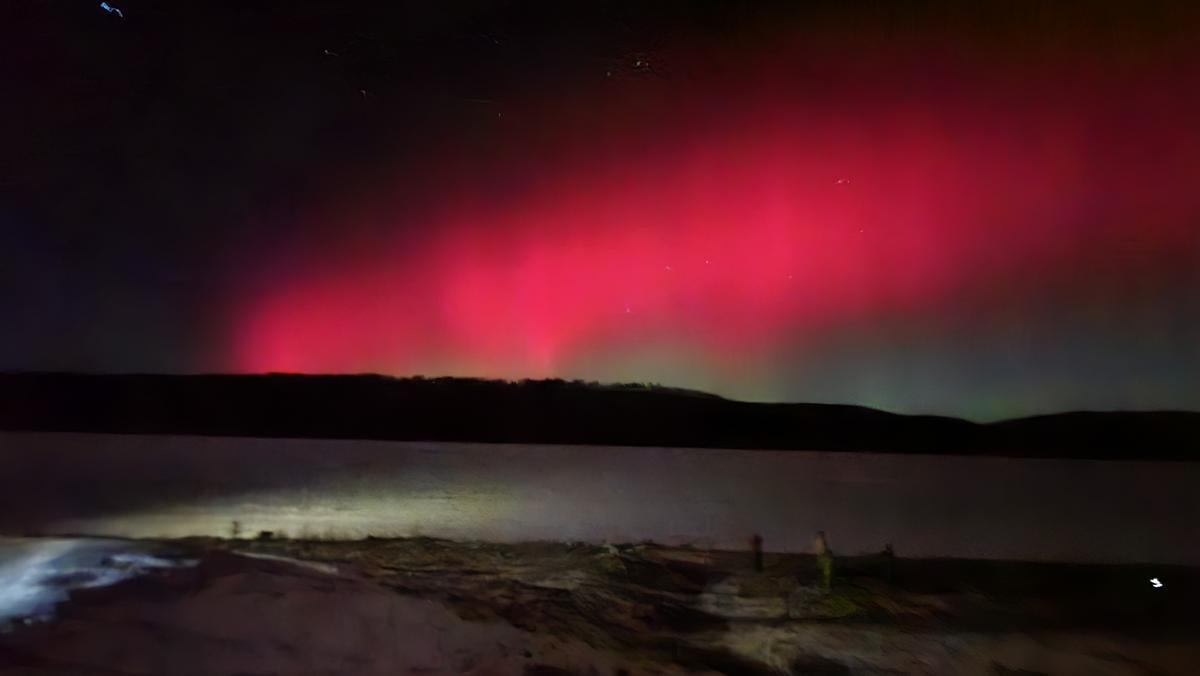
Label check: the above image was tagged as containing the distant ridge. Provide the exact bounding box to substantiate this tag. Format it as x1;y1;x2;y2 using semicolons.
0;373;1196;460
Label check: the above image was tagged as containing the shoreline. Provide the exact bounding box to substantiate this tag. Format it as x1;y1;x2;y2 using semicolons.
3;535;1197;675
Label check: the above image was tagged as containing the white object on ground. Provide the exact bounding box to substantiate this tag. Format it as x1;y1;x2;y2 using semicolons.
0;538;194;631
235;550;339;575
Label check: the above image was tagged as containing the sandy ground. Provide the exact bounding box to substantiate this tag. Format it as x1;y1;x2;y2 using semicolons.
1;537;1197;675
0;546;648;676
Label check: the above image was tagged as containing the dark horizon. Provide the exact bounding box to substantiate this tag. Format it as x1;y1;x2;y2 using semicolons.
3;372;1198;459
4;368;1200;421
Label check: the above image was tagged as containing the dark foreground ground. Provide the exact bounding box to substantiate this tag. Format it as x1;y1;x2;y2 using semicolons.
2;537;1197;675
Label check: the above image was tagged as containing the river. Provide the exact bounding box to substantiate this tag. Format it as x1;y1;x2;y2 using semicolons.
2;432;1197;563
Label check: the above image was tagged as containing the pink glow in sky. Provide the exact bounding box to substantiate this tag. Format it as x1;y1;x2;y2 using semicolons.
230;33;1200;410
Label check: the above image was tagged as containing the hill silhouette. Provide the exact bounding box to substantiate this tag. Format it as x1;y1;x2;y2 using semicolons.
0;373;1196;459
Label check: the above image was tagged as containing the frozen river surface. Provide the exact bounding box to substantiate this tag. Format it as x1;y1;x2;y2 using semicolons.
2;432;1198;564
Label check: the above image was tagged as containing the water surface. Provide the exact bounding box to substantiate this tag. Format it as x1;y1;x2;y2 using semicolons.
2;432;1197;563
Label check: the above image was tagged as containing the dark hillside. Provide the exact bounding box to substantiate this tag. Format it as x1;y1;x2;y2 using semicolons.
0;373;1196;459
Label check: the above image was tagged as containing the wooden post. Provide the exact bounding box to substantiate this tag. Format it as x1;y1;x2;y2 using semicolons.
814;531;833;590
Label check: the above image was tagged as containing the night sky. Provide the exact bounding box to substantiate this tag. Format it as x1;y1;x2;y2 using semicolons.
3;1;1198;419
